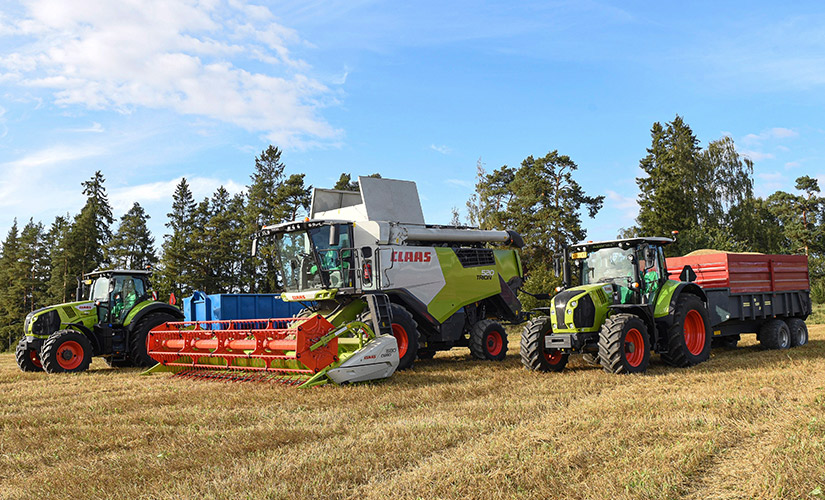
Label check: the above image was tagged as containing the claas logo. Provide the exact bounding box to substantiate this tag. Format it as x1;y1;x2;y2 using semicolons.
392;251;432;263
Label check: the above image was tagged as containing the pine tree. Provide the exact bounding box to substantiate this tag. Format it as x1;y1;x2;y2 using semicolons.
0;221;24;349
108;203;156;269
156;178;196;297
46;215;74;303
276;174;312;223
67;170;114;275
18;219;49;315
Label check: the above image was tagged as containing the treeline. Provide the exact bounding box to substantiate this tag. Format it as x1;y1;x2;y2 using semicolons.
1;116;823;348
0;146;369;349
465;115;824;309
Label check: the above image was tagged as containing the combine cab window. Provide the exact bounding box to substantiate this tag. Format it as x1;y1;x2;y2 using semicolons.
274;224;355;293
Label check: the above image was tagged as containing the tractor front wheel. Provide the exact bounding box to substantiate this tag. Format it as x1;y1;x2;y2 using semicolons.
470;320;508;361
15;339;43;372
598;314;650;374
390;304;419;370
661;294;711;367
130;312;178;367
40;330;93;374
520;316;568;372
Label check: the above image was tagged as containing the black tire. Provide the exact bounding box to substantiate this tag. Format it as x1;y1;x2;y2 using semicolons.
581;352;600;365
390;304;419;370
661;294;712;367
520;316;568;372
470;319;508;361
129;312;177;367
15;339;44;372
40;330;93;374
598;314;650;374
786;318;808;347
759;319;791;350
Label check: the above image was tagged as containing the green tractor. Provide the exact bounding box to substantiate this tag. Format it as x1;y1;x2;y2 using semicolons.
15;269;184;374
520;237;710;374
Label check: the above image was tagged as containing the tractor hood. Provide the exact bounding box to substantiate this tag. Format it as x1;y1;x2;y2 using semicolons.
24;300;96;338
549;283;615;334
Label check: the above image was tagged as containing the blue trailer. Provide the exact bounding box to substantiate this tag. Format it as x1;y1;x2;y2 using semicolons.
183;291;309;323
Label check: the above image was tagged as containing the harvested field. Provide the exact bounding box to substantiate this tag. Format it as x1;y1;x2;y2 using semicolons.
1;323;824;500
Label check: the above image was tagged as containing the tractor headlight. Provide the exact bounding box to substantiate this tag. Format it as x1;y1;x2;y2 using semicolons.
570;300;578;309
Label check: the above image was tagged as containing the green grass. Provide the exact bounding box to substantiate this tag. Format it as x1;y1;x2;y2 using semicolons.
809;302;825;325
1;324;824;500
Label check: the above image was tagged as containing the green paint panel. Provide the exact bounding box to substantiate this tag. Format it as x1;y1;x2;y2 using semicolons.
549;283;613;334
427;248;520;323
654;280;680;318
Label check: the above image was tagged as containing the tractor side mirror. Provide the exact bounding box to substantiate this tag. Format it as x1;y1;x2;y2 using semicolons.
553;256;562;277
250;237;258;257
329;224;339;246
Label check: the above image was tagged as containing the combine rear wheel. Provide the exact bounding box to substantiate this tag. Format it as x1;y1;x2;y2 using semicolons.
759;319;791;350
520;316;568;372
15;339;43;372
130;312;178;367
40;330;93;374
471;320;508;361
598;314;650;374
390;304;419;370
787;318;808;347
661;294;711;367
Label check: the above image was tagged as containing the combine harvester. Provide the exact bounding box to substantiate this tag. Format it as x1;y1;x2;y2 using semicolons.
145;177;526;385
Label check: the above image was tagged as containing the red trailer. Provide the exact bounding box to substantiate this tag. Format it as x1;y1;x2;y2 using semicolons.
666;252;811;349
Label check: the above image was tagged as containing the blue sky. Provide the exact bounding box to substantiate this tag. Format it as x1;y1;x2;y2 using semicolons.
1;0;824;244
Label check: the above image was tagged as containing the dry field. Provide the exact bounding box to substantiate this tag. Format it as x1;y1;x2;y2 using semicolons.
1;324;824;500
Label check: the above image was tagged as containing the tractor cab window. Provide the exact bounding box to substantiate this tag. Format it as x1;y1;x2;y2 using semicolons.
90;277;110;302
110;276;147;322
581;247;635;287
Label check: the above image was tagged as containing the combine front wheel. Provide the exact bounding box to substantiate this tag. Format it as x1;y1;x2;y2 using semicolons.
471;320;508;361
520;316;567;371
40;330;93;374
390;304;419;370
15;339;43;372
598;314;650;374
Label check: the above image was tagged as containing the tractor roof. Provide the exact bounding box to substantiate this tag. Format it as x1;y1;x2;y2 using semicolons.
83;269;153;279
571;237;674;252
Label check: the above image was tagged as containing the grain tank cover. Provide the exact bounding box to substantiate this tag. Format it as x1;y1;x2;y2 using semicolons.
310;177;425;224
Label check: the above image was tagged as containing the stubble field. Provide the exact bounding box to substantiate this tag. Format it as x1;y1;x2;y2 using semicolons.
1;323;824;500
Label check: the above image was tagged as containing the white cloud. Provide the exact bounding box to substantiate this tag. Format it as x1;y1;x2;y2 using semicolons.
109;176;246;212
0;0;341;148
739;150;775;162
430;144;451;155
741;127;798;146
445;178;472;189
605;190;639;220
64;122;104;133
785;161;800;169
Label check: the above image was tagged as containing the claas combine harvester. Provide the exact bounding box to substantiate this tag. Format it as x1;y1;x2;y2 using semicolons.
144;177;526;386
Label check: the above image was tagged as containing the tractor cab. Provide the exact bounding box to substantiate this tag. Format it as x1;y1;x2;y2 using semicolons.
80;269;153;325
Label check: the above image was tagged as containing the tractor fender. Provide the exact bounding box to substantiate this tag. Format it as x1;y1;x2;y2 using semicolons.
654;282;707;328
65;322;102;356
126;302;184;332
607;304;657;345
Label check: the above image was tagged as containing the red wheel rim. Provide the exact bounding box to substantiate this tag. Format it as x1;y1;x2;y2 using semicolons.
29;350;42;368
544;350;563;365
486;330;504;356
56;341;84;370
684;310;705;355
391;324;409;359
624;328;644;367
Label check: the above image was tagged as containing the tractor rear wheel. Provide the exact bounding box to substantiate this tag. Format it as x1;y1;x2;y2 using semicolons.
470;319;508;361
15;339;43;372
129;312;178;367
787;318;808;347
40;330;93;374
390;304;419;370
598;314;650;374
520;316;568;372
661;294;711;367
759;319;791;350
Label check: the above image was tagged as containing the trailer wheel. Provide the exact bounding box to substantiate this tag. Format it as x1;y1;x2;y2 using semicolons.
130;312;177;367
598;314;650;374
40;330;93;374
520;316;568;372
15;339;43;372
470;319;508;361
786;318;808;347
390;304;419;370
661;294;712;367
759;319;791;350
